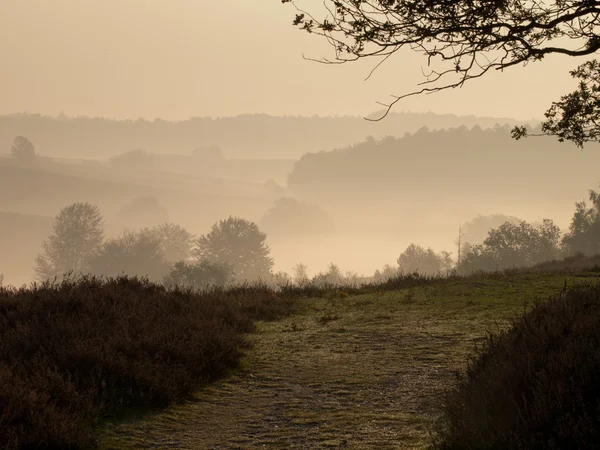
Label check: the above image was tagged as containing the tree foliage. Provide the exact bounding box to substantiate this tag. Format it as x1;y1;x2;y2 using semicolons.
563;187;600;256
11;136;36;161
89;231;170;282
116;196;169;229
397;244;452;275
193;217;274;282
459;219;562;272
164;260;233;289
292;262;310;286
259;197;335;235
35;202;104;281
513;60;600;147
461;214;523;247
141;223;194;263
283;0;600;145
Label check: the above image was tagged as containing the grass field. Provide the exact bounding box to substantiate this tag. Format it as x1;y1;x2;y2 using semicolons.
98;272;584;449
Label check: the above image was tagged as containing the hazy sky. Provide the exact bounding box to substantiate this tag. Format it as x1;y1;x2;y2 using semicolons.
0;0;583;120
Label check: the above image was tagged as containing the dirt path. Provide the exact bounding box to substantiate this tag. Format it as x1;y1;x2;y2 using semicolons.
100;276;567;449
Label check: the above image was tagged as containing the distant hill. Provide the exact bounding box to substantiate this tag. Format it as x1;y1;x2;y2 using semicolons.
286;125;600;231
0;112;535;159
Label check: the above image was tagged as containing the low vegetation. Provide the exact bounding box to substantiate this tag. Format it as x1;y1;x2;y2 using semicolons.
0;276;293;449
436;282;600;449
100;271;585;448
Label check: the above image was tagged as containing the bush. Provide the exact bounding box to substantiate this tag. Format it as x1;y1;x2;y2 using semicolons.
435;283;600;449
0;276;293;449
164;260;234;289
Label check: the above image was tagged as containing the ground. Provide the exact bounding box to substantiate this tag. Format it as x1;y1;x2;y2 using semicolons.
99;273;580;449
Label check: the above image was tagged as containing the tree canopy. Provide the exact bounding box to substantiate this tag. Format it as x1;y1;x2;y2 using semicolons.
193;217;274;282
35;202;104;281
11;136;36;161
283;0;600;145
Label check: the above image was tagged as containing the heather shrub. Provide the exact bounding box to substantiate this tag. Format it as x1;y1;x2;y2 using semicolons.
435;283;600;449
164;260;234;289
0;276;292;449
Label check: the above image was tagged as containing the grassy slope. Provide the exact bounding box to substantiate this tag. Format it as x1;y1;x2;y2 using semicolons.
99;273;584;449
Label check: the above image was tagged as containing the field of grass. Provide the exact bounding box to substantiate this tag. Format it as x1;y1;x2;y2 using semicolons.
98;272;583;449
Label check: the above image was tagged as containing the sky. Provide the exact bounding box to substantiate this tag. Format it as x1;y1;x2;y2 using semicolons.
0;0;584;121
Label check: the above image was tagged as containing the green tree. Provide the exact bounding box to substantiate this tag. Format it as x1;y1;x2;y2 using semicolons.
193;217;274;282
11;136;36;161
283;0;600;145
35;203;104;281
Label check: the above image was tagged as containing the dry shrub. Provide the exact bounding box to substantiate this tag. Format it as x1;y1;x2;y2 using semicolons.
435;283;600;449
0;276;292;449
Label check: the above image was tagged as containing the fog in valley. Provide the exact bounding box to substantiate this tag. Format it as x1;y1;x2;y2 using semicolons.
7;1;600;448
0;0;598;287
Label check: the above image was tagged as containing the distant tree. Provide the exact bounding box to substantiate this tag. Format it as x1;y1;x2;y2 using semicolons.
271;271;293;288
264;179;286;197
193;217;274;282
397;244;453;275
344;270;361;286
89;230;170;282
458;243;503;274
312;263;344;287
35;202;104;281
142;223;194;263
11;136;36;161
461;214;523;248
562;188;600;256
292;262;310;287
373;264;399;282
284;0;600;145
116;196;169;229
191;145;225;163
259;197;335;235
109;149;154;168
0;273;3;286
485;220;561;267
164;260;233;289
459;219;562;272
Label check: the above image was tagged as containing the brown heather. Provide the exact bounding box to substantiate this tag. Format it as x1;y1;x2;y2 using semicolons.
0;276;293;449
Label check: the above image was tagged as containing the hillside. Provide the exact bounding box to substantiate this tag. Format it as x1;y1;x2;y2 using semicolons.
0;113;534;159
99;272;573;449
286;126;600;231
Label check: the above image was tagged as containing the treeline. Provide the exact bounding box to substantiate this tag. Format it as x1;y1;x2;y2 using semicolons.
369;186;600;278
12;183;600;291
287;126;600;206
32;203;276;288
0;112;531;159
